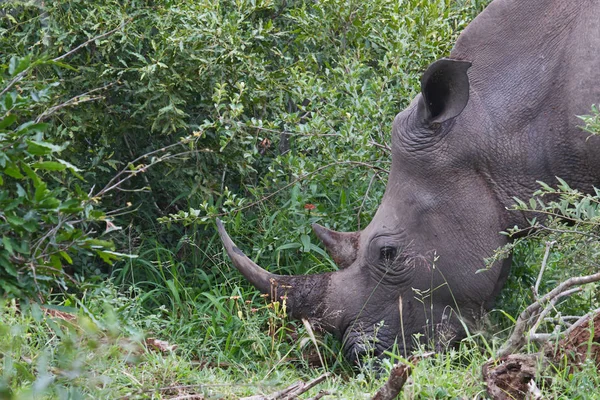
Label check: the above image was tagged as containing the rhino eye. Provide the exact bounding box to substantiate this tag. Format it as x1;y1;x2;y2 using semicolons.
380;246;397;261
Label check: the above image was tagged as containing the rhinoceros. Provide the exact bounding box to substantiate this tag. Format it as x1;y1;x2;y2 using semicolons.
217;0;600;363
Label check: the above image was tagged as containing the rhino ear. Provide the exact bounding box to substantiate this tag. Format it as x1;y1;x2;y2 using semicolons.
418;58;472;124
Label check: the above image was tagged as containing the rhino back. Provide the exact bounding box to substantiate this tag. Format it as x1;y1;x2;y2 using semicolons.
448;0;600;216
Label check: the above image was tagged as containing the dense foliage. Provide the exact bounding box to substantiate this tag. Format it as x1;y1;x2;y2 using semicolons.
1;0;599;398
1;0;485;296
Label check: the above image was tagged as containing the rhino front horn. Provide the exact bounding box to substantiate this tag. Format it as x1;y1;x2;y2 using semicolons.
216;219;335;323
216;218;276;294
311;223;359;269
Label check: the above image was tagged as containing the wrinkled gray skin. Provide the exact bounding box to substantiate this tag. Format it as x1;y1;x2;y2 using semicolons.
217;0;600;364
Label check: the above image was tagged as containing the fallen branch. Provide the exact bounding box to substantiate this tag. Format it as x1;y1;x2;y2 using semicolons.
240;373;331;400
370;363;412;400
544;309;600;369
532;240;555;297
307;390;331;400
483;310;600;400
497;271;600;358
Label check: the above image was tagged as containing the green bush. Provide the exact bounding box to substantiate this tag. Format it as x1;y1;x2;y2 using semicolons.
2;0;488;291
0;53;129;298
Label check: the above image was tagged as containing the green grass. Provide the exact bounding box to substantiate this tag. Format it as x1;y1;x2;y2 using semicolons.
2;0;600;398
1;269;598;399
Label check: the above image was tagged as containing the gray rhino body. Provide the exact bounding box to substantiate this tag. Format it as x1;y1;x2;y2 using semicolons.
217;0;600;362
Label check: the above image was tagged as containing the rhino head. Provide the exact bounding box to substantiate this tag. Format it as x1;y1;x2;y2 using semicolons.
217;58;515;363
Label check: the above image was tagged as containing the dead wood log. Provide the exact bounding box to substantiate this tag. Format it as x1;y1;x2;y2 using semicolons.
482;354;544;400
544;311;600;370
484;310;600;399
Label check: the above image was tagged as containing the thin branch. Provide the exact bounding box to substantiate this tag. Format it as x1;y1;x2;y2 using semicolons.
214;160;389;217
533;240;555;297
35;81;118;122
53;21;129;62
94;143;209;199
357;172;382;230
536;224;600;240
562;307;600;338
239;373;331;400
369;140;391;153
284;373;331;399
307;391;331;400
528;287;581;336
247;124;338;138
0;21;129;97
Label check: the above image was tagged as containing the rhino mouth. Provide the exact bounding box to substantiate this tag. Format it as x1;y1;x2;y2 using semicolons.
342;324;401;365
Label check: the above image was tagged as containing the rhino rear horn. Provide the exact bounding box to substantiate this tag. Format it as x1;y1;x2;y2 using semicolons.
312;223;359;269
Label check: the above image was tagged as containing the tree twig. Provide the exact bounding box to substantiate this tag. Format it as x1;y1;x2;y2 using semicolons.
35;81;118;122
53;20;130;62
498;271;600;357
307;390;331;400
357;172;382;230
369;140;391;153
533;240;555;297
0;21;129;97
214;161;389;218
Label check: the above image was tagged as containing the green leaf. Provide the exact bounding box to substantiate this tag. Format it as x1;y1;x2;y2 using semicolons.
56;159;81;172
84;239;115;250
276;242;302;251
4;93;14;110
300;234;311;252
2;237;14;255
34;181;49;202
38;197;60;209
96;250;137;265
0;252;17;278
22;220;38;233
21;162;42;187
4;163;24;179
59;251;73;265
32;161;67;171
8;56;17;75
308;243;329;258
16;121;48;135
27;140;64;156
0;114;17;130
9;55;30;76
